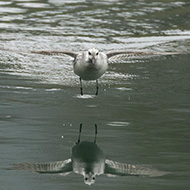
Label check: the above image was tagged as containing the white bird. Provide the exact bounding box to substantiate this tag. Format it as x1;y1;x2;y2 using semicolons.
10;124;168;185
30;48;178;95
0;47;180;95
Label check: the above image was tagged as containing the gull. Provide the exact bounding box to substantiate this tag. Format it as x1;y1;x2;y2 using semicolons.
30;48;179;95
10;124;168;185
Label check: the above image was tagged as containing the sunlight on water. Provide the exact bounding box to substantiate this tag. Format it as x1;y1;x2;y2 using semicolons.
74;94;97;99
107;121;130;127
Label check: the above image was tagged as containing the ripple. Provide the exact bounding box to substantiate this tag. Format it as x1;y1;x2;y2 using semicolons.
0;7;26;14
0;85;34;90
74;94;96;99
116;87;132;91
163;30;190;36
17;3;50;8
0;2;12;6
45;88;61;92
86;105;97;108
168;108;190;113
107;121;130;127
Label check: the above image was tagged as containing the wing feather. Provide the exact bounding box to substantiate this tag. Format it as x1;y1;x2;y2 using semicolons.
10;159;72;174
105;159;168;177
30;50;78;58
106;50;182;63
0;48;78;58
106;51;155;59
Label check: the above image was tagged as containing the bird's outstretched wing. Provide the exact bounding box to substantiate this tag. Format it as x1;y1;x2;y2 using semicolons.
10;159;72;174
106;50;181;59
30;50;78;58
104;159;168;177
0;48;78;58
106;50;156;59
106;50;182;63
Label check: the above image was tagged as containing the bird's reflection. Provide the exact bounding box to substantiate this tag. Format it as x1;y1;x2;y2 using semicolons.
12;124;168;185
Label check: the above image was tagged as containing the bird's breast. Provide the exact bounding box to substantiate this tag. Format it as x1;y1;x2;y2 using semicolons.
74;59;108;80
72;160;105;175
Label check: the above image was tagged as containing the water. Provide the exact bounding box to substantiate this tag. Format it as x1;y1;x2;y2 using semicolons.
0;0;190;189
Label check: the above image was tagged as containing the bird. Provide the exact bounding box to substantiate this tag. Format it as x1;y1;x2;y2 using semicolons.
30;48;179;95
0;47;180;95
9;124;168;185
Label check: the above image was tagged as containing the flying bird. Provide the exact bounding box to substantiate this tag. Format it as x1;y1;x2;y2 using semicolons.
0;47;180;95
30;48;178;95
10;124;168;185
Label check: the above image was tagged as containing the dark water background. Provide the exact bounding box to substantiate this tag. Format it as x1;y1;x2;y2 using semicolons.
0;0;190;189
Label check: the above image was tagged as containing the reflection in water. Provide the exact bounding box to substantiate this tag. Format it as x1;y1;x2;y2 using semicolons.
10;124;168;186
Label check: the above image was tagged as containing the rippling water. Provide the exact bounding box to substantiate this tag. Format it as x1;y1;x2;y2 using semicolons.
0;0;190;190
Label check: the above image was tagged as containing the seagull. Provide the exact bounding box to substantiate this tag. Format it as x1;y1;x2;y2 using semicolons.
10;124;168;185
30;48;178;95
0;47;180;95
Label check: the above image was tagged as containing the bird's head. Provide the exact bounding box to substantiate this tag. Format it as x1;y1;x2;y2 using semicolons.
83;172;96;185
87;48;99;64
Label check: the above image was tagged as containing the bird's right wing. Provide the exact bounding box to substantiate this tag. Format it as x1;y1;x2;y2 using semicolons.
105;159;169;177
10;159;72;174
30;50;78;58
0;48;78;58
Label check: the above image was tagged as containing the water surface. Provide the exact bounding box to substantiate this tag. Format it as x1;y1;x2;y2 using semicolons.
0;0;190;189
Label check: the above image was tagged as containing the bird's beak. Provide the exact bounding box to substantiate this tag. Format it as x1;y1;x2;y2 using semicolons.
92;57;96;64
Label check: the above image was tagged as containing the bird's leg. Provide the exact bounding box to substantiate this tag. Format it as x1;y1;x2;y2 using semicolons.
95;80;99;96
80;77;83;95
76;123;82;144
94;124;97;143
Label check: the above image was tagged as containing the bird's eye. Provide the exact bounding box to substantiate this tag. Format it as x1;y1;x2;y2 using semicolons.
96;52;99;55
88;51;91;55
85;177;88;181
92;177;95;180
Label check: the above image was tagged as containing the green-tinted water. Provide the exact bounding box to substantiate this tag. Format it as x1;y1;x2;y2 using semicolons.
0;0;190;189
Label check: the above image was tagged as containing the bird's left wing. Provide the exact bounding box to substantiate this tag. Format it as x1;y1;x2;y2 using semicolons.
106;50;155;59
106;50;182;59
106;50;182;63
10;159;72;174
104;159;168;177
